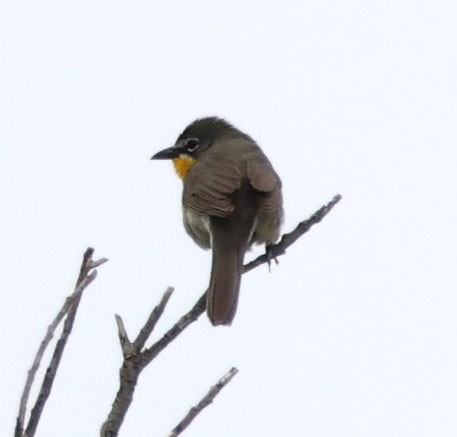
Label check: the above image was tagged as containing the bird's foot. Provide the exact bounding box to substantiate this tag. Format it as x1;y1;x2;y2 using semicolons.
265;244;279;273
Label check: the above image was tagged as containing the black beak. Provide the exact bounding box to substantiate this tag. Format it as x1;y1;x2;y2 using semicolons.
151;146;180;160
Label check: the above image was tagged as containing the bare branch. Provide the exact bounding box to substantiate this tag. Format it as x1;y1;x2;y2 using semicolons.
168;367;239;437
133;286;174;350
15;248;106;437
142;195;343;364
90;257;109;269
99;355;141;437
101;194;342;436
142;292;206;365
115;314;135;358
100;286;177;437
244;194;342;273
16;293;74;436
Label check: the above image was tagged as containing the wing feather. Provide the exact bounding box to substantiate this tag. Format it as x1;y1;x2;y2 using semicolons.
184;157;241;217
246;160;278;192
247;159;282;213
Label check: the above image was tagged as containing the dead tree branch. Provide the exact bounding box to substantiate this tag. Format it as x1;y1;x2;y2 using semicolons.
243;193;342;272
168;367;239;437
100;194;342;436
15;248;107;437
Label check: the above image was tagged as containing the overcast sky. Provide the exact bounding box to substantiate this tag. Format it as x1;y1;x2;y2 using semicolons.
1;1;456;436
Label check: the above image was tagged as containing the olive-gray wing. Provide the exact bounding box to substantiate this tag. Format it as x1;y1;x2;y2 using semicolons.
184;157;242;217
246;159;283;213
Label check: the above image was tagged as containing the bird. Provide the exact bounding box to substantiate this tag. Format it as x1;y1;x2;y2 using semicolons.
151;117;283;326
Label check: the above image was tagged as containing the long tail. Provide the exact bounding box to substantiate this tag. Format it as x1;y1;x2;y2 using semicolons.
206;219;248;326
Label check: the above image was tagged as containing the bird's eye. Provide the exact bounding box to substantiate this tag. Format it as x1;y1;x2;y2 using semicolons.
185;138;200;153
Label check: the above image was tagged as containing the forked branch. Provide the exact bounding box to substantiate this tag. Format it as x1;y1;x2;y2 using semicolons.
15;248;107;437
100;194;342;436
14;195;341;437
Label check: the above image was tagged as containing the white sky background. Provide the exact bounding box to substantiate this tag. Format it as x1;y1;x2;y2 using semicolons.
1;1;456;436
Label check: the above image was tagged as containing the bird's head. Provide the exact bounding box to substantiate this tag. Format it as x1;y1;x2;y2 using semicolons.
151;117;248;179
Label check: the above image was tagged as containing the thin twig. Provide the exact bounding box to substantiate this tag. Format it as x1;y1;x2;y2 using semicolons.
133;286;174;350
16;292;75;436
15;248;107;437
142;293;207;365
101;194;342;437
168;367;239;437
115;314;135;357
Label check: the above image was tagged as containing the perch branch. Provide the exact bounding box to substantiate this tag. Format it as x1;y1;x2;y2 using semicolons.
101;194;342;436
243;193;342;272
143;194;343;363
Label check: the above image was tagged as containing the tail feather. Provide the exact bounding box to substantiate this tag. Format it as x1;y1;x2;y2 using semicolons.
207;244;244;325
206;216;251;326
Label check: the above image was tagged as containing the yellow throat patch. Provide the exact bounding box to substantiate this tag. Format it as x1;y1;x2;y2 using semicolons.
173;155;196;180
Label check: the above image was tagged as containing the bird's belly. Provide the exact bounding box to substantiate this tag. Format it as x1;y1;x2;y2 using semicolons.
251;208;283;245
183;207;211;249
253;216;280;245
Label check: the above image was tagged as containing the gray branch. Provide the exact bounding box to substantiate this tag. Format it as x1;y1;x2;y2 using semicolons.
133;286;174;350
100;194;342;436
15;248;107;437
168;367;239;437
243;193;342;272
